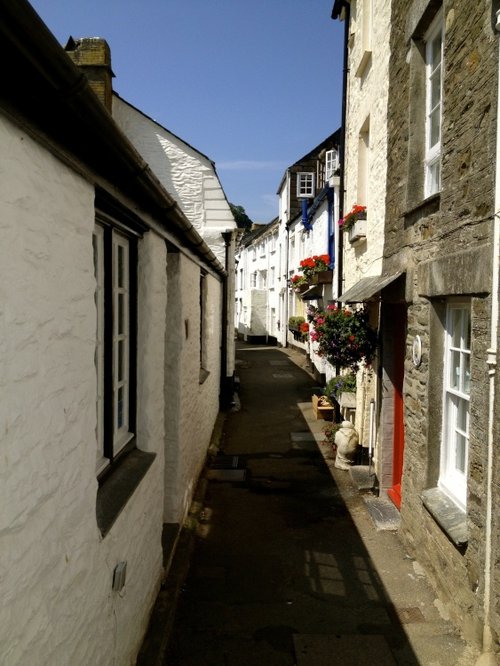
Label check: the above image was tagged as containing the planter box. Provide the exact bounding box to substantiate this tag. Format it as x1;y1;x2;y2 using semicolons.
312;394;334;421
293;283;309;293
348;218;367;243
311;270;333;285
339;392;356;409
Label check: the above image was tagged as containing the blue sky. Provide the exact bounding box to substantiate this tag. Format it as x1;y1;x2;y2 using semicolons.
30;1;344;222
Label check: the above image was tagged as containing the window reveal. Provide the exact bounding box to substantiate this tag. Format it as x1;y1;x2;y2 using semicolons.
94;221;137;475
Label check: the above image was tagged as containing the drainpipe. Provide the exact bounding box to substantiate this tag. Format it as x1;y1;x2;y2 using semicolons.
301;199;313;232
284;220;291;348
332;0;350;302
475;13;500;665
327;187;335;270
220;230;233;409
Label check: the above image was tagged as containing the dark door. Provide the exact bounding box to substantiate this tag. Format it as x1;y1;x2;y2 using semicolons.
386;304;406;510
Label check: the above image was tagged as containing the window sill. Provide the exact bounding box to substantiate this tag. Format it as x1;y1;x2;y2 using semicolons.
97;448;156;536
199;367;210;385
421;487;467;547
404;193;440;227
355;50;372;78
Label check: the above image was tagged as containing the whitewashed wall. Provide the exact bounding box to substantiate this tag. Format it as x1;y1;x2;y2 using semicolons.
112;96;235;265
0;114;165;665
113;94;236;394
343;0;391;286
164;253;222;523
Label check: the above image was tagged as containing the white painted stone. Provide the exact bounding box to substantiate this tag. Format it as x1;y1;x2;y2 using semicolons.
0;114;165;665
163;254;222;524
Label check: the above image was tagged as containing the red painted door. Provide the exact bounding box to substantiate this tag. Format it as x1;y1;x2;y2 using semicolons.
387;305;406;510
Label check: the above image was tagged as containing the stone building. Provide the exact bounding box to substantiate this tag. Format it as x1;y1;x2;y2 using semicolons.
386;1;499;655
334;0;500;658
0;2;235;664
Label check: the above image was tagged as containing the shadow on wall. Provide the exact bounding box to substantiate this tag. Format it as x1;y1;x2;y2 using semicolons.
236;324;277;346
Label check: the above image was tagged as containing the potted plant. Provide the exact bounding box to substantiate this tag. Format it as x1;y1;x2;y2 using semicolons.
299;254;332;283
325;373;357;402
309;305;377;371
322;421;341;453
290;274;309;293
288;316;308;342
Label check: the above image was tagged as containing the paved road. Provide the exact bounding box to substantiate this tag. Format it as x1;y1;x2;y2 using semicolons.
163;343;473;665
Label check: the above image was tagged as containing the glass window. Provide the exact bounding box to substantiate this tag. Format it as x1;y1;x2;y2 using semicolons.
297;172;314;198
440;303;470;508
424;12;443;197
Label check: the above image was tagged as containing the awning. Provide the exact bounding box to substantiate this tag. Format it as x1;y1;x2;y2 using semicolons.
301;285;323;300
339;271;404;303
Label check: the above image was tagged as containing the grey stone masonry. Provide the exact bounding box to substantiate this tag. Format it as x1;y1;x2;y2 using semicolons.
384;0;498;650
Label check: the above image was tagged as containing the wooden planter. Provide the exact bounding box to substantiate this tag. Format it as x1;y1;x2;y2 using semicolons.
312;394;334;421
311;270;333;285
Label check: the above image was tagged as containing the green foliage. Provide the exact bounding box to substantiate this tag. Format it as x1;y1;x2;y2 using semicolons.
288;316;305;331
230;203;253;229
324;373;357;400
323;422;341;447
310;305;378;371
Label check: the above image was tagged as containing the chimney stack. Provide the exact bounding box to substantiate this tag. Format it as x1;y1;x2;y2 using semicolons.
65;37;114;112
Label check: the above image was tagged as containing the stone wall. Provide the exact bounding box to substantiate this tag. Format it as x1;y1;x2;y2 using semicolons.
385;0;498;645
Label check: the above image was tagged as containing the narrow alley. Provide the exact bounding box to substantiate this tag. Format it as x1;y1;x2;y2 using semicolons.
160;343;476;666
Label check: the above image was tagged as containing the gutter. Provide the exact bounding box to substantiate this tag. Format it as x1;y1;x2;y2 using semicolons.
0;0;225;276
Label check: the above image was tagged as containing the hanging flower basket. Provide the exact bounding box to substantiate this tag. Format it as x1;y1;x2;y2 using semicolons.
309;305;377;371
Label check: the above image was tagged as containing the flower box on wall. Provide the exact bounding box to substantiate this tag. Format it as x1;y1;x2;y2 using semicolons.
311;270;333;285
348;218;367;244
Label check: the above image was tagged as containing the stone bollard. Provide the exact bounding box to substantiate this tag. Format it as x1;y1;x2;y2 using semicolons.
334;421;359;470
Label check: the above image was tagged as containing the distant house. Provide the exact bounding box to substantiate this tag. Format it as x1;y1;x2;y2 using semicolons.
235;220;279;344
235;131;341;379
0;3;235;664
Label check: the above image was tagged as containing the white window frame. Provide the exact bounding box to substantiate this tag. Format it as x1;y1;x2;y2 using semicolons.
440;302;471;509
297;172;314;198
325;150;338;179
112;231;132;455
424;11;443;197
93;226;106;474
